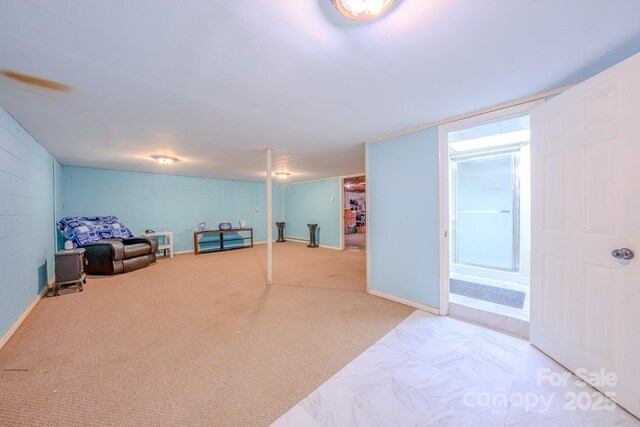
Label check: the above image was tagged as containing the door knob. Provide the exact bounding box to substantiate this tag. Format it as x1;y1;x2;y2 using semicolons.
611;248;634;260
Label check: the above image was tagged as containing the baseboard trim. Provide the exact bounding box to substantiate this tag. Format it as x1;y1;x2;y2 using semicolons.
367;289;440;315
0;278;53;351
253;240;273;245
179;239;340;252
284;237;341;251
173;249;194;255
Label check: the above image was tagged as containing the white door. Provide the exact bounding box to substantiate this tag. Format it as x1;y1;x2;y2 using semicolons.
530;52;640;416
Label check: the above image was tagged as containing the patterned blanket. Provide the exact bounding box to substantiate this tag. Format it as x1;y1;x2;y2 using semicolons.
57;216;133;248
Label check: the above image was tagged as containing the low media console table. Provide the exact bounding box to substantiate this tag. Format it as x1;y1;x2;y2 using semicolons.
193;228;254;255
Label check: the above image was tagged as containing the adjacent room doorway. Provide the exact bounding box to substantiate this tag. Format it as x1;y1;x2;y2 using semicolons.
442;108;533;320
343;176;366;250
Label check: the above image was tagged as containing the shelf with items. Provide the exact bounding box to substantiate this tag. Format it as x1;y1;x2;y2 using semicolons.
193;228;253;255
348;202;366;226
344;208;357;226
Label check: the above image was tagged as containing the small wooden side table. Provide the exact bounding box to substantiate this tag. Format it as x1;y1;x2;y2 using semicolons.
142;231;174;258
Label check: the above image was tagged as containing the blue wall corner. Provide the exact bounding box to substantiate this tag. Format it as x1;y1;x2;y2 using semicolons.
284;178;341;248
367;127;441;308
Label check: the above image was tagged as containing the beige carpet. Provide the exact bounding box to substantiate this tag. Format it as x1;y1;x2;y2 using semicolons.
0;242;413;426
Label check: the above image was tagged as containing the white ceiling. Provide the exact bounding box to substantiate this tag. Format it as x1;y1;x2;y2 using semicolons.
1;0;639;182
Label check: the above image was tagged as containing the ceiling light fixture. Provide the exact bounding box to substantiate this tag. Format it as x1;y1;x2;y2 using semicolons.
274;172;291;179
151;154;180;165
332;0;396;20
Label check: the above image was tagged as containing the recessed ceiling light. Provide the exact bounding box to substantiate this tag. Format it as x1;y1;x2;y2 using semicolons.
274;172;291;179
332;0;396;20
150;154;180;165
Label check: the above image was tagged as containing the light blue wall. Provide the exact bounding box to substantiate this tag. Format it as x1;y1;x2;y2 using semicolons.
284;178;341;248
368;127;440;308
0;106;59;337
62;167;282;252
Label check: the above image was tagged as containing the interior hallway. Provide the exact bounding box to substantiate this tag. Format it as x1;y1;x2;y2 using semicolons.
0;243;412;426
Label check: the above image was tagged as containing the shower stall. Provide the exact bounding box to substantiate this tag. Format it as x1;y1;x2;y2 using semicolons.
447;115;531;319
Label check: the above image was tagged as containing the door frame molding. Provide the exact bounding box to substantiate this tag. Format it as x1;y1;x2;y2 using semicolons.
437;100;543;316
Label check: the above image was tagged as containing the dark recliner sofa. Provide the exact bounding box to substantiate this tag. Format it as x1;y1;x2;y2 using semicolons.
57;216;158;275
83;237;158;275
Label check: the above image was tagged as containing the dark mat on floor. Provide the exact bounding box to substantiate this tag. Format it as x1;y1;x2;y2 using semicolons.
450;279;525;309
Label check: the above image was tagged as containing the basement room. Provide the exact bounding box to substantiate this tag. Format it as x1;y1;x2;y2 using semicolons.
1;1;639;425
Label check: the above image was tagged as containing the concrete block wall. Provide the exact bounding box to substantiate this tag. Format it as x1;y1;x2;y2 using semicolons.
0;106;59;338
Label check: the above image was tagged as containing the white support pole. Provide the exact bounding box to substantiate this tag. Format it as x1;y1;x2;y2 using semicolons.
266;148;273;285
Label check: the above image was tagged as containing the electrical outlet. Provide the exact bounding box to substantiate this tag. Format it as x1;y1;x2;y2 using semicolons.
255;207;260;212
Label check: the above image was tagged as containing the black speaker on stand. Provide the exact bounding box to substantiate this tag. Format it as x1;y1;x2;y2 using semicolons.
307;224;319;248
276;222;286;242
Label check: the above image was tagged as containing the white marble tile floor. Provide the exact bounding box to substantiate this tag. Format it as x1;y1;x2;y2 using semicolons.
449;302;529;339
272;310;639;427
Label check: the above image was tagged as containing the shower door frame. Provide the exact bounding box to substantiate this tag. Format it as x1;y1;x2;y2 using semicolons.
450;148;521;273
437;100;541;316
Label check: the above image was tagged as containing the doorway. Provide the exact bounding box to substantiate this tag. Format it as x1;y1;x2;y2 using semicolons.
343;176;366;250
444;112;532;320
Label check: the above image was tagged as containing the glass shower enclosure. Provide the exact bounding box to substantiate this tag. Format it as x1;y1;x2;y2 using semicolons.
451;150;520;273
